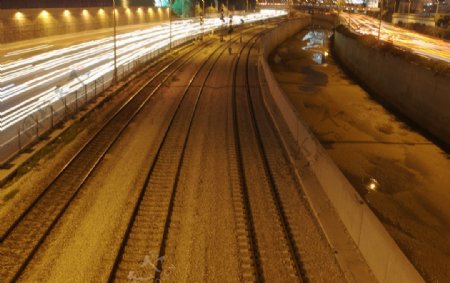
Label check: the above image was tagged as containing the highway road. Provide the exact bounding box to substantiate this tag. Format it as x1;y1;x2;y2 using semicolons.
0;10;285;135
343;13;450;63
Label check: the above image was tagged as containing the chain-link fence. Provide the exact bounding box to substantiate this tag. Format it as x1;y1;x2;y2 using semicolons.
0;32;200;164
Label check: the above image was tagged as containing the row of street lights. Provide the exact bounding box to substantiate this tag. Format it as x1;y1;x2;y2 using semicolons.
111;0;246;84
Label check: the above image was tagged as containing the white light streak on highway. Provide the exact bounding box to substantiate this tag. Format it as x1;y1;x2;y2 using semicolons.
343;13;450;63
0;10;286;132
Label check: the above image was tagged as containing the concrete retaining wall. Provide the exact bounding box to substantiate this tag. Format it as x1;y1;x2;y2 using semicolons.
0;7;169;43
334;30;450;146
258;18;424;282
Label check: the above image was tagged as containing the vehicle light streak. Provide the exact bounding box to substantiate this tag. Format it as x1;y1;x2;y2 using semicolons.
0;10;286;133
342;13;450;63
3;44;54;57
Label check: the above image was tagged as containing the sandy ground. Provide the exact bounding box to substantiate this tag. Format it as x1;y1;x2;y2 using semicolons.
270;27;450;282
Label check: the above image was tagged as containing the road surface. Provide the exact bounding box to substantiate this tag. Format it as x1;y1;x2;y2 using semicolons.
343;12;450;63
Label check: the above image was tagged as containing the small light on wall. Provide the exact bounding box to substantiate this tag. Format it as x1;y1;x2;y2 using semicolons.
63;10;71;16
14;11;25;20
82;9;89;16
137;7;143;13
40;10;50;18
98;8;105;15
148;8;154;18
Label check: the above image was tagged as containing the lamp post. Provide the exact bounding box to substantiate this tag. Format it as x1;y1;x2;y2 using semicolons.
435;0;440;17
112;0;118;83
169;0;172;49
348;8;351;28
378;0;384;40
202;0;205;18
201;0;205;39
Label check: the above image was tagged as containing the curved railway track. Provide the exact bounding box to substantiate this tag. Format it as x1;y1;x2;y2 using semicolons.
232;27;308;282
0;38;215;282
107;27;265;283
230;31;265;283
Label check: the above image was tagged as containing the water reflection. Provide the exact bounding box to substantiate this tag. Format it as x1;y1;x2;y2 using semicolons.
301;29;332;65
366;177;380;192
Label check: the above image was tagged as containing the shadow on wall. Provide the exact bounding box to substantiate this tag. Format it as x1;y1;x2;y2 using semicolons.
0;6;170;44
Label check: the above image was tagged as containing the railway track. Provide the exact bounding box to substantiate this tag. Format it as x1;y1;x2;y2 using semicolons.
230;32;266;283
0;18;316;283
0;38;215;282
107;27;264;283
232;27;308;282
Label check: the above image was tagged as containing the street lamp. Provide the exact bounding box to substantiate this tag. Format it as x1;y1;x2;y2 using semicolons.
202;0;205;18
201;0;205;39
378;0;384;40
169;0;172;49
435;0;440;17
112;0;118;83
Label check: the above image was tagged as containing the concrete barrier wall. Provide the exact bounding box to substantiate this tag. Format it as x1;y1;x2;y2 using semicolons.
392;13;436;27
258;18;424;282
0;7;169;43
334;31;450;146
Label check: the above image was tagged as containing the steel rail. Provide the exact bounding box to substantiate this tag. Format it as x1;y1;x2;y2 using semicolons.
243;32;308;282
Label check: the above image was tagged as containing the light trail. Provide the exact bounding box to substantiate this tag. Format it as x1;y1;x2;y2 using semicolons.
3;44;54;58
0;10;286;133
342;13;450;63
